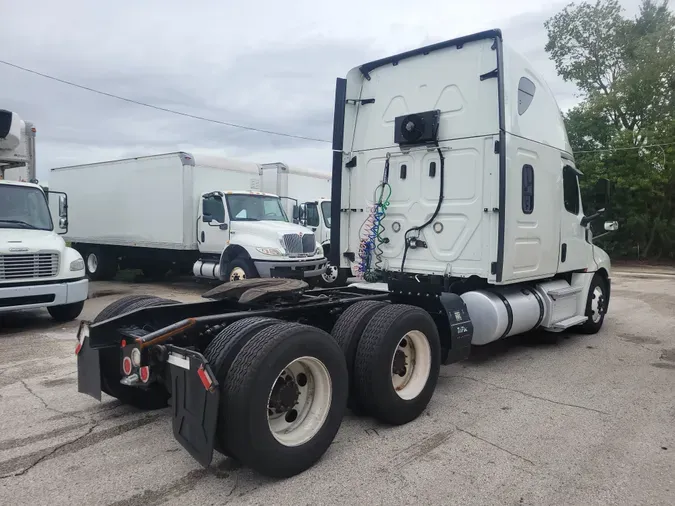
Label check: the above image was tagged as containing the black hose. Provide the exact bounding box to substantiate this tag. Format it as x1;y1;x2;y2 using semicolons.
400;147;445;272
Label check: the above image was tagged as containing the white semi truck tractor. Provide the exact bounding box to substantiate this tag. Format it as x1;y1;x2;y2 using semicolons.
75;30;618;479
0;109;88;321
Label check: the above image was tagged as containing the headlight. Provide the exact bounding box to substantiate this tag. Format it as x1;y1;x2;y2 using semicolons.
315;244;324;256
256;247;285;256
69;258;85;271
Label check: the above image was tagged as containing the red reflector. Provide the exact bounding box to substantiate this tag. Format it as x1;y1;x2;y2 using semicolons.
139;366;150;383
197;365;213;391
75;342;82;355
121;339;127;348
122;357;132;376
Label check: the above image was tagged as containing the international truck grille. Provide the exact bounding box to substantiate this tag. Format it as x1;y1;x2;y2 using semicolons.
0;253;60;280
282;233;316;255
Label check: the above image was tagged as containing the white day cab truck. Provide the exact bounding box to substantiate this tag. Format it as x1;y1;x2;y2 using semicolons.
74;30;619;480
49;154;328;283
0;109;88;321
260;163;347;286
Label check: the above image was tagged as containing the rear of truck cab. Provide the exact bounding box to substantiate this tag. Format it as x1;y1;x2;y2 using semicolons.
333;29;612;286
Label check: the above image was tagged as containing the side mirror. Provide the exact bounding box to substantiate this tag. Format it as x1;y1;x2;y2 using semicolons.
59;217;68;229
58;194;68;218
219;223;228;231
202;214;212;223
604;221;619;232
292;205;299;221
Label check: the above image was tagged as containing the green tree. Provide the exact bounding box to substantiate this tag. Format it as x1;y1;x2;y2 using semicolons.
545;0;675;260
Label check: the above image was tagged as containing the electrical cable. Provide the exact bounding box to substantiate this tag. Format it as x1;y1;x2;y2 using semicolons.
0;59;331;144
400;146;445;273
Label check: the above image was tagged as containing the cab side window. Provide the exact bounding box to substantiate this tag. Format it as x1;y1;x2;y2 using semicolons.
202;195;225;223
305;203;320;227
563;167;580;215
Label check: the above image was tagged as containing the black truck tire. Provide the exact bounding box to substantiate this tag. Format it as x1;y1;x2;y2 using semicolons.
319;262;349;287
331;300;388;412
578;274;609;334
94;295;156;323
353;304;441;425
47;301;85;322
224;257;258;282
94;295;177;410
84;246;117;281
223;322;348;478
203;316;280;455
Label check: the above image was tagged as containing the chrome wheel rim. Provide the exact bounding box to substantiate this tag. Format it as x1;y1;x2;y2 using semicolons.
590;285;605;323
321;264;338;284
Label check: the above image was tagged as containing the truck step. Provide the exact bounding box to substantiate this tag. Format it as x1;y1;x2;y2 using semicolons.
547;285;583;299
551;315;588;331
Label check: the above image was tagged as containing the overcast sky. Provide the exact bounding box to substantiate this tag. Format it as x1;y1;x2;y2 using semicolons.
0;0;643;181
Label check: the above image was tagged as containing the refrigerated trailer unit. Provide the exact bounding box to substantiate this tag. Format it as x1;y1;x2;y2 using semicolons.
0;109;88;320
49;153;327;282
75;29;619;480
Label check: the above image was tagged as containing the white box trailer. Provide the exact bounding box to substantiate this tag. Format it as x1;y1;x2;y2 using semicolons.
49;152;327;281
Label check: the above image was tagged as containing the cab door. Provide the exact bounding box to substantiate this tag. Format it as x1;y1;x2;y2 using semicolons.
198;192;229;255
557;165;593;272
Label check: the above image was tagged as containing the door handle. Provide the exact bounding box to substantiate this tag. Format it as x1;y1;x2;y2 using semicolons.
201;231;205;242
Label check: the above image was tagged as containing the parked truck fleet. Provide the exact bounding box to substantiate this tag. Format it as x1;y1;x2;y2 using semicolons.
75;29;620;480
49;153;332;283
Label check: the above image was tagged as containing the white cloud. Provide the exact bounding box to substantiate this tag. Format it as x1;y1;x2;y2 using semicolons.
0;0;644;180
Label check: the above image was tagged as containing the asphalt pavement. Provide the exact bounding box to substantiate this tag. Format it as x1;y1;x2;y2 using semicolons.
0;270;673;505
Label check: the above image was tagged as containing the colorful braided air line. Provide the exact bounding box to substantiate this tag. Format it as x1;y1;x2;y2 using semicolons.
358;154;391;281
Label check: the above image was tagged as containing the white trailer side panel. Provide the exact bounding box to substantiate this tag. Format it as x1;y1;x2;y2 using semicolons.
49;153;190;249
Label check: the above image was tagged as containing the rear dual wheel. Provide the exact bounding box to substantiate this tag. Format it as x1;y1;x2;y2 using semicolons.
208;320;348;478
332;302;441;425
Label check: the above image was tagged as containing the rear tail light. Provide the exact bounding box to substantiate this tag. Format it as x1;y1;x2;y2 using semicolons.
74;342;82;355
122;356;132;376
139;366;150;383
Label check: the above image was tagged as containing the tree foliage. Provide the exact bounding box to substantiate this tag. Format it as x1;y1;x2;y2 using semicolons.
545;0;675;259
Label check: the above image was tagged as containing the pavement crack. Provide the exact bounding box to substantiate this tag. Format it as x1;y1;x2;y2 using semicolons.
454;425;535;465
443;374;609;415
0;423;97;480
19;379;87;421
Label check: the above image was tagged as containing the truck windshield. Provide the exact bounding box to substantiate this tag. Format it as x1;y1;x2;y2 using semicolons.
0;185;53;231
320;201;331;228
226;194;288;222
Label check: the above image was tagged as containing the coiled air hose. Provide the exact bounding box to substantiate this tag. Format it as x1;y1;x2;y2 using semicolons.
358;154;391;280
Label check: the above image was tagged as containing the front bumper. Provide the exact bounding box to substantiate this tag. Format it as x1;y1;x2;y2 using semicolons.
254;258;327;279
0;278;88;313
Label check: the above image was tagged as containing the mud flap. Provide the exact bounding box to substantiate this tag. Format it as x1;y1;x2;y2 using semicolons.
439;292;474;364
76;321;102;401
166;345;220;468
